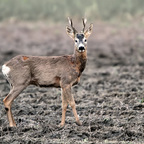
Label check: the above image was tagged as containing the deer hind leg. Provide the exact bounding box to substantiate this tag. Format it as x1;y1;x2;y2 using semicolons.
61;85;82;126
3;85;26;127
2;64;31;127
4;84;29;127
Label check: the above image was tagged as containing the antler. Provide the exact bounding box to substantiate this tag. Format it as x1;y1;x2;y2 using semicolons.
68;17;77;34
82;18;87;32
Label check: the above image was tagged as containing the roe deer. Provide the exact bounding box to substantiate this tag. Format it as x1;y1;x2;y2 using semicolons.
2;18;93;127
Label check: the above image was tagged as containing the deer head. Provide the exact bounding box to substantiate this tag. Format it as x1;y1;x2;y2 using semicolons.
66;17;93;53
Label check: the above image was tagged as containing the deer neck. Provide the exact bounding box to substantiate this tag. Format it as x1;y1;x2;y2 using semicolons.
73;48;87;73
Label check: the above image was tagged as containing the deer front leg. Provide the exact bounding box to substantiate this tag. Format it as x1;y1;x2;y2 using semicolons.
68;96;82;126
61;85;82;126
60;90;68;127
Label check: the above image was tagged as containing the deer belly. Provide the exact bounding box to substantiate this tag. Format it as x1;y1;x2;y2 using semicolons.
31;75;60;88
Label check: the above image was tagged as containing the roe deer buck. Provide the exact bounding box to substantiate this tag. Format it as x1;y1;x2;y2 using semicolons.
2;18;93;127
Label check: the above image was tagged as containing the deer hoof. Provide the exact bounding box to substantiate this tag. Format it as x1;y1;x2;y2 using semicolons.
76;120;82;126
9;123;16;127
58;123;65;129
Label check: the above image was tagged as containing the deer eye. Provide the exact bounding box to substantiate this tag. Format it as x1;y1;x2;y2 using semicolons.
84;39;87;42
75;40;78;43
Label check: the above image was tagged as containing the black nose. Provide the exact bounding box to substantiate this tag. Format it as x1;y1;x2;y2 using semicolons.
79;46;85;51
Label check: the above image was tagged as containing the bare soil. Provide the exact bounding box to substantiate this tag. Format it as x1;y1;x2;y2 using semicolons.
0;21;144;144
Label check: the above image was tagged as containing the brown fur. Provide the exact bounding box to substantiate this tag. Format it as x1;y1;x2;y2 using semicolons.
2;18;93;127
22;56;29;61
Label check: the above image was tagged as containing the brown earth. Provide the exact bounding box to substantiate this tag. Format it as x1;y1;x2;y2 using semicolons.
0;21;144;144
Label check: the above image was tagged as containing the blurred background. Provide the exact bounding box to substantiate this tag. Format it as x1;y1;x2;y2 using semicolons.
0;0;144;64
0;0;144;22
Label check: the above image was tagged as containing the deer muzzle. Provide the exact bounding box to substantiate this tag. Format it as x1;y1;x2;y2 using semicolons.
78;44;85;52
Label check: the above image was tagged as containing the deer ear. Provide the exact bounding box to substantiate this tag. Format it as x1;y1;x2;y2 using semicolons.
66;26;75;40
84;23;93;38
